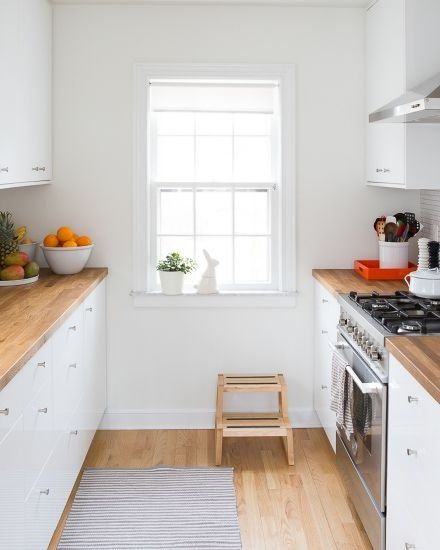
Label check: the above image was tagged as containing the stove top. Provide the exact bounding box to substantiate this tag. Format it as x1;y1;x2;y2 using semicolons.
348;290;440;335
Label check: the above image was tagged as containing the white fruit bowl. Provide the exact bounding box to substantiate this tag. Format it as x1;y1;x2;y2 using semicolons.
40;244;94;275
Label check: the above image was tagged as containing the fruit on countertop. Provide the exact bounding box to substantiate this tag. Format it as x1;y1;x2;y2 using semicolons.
4;251;29;267
21;237;33;245
0;212;19;268
15;225;27;242
24;261;40;278
0;265;25;281
43;228;93;247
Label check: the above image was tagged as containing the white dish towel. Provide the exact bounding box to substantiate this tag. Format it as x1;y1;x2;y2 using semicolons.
330;350;354;439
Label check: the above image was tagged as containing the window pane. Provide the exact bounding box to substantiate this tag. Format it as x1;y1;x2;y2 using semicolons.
196;113;232;135
156;136;194;181
235;237;269;283
158;237;194;262
235;189;269;235
159;189;193;234
156;112;194;135
234;136;271;182
234;113;271;135
195;237;233;284
196;137;232;182
196;189;232;235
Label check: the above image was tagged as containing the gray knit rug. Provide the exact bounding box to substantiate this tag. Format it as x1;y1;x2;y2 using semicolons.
58;466;242;549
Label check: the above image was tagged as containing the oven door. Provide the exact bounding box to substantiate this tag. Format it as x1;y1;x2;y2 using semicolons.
334;332;387;513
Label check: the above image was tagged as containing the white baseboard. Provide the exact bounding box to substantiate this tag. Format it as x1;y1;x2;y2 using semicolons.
99;407;321;430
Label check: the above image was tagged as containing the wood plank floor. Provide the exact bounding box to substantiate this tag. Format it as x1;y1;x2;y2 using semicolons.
49;429;372;550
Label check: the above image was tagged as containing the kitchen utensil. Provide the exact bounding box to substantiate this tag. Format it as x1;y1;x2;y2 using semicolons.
40;244;94;275
394;212;406;224
385;216;397;225
384;222;398;242
405;212;416;225
373;217;386;239
404;268;440;298
395;220;406;238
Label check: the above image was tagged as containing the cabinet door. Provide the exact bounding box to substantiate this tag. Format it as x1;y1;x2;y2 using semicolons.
20;0;52;182
366;0;405;113
83;281;107;429
367;124;405;186
0;0;23;185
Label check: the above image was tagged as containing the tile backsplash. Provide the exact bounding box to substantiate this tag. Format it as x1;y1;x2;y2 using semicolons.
420;190;440;241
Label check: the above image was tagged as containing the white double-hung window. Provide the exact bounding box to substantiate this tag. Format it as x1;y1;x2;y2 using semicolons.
133;64;295;303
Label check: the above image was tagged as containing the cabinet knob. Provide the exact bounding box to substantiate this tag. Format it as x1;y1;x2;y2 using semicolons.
407;396;418;404
86;307;93;312
38;407;48;414
0;408;9;416
69;325;77;331
321;299;328;304
32;166;46;172
321;385;328;390
37;361;46;368
0;167;8;173
69;363;77;369
70;430;78;436
383;168;390;173
405;544;416;550
39;489;50;496
376;168;383;173
321;330;328;334
406;448;417;457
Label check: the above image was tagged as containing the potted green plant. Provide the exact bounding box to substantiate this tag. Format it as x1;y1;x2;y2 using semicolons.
157;251;197;295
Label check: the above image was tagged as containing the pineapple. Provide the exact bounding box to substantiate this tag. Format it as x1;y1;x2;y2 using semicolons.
0;212;19;268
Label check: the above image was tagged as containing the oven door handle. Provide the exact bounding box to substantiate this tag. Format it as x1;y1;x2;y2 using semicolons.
346;365;381;395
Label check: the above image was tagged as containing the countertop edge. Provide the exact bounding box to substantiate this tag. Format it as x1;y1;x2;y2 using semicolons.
0;268;108;392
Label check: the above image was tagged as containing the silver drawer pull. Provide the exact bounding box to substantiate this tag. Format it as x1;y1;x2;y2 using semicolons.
407;396;418;404
0;167;8;172
40;489;50;495
0;408;9;416
37;361;46;368
69;325;77;331
405;544;416;550
38;407;48;414
85;307;93;312
376;168;383;173
406;448;417;457
321;385;328;390
70;430;78;436
383;168;390;173
32;166;46;172
69;363;78;369
321;330;328;334
321;299;328;304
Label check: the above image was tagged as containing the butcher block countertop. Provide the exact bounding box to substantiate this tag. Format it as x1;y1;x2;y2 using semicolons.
313;269;440;404
386;337;440;404
0;268;108;392
312;269;407;296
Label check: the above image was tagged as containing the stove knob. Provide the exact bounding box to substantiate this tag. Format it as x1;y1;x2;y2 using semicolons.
346;323;354;333
339;317;348;327
370;346;381;361
352;326;359;338
356;331;364;344
362;338;371;351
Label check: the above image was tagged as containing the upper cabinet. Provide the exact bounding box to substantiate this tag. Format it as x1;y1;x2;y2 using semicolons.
366;0;440;189
0;0;52;189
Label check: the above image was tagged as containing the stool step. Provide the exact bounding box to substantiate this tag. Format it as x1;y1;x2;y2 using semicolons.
221;412;291;437
223;374;284;393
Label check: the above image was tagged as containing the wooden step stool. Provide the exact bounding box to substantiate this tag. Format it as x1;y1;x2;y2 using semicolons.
215;374;294;466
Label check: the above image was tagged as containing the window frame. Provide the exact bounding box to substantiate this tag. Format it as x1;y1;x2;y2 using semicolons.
133;63;296;305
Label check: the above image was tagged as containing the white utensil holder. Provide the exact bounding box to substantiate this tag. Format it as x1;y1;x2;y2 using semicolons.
379;241;409;268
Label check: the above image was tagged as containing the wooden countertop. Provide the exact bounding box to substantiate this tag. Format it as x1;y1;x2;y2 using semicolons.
386;337;440;404
312;269;407;296
0;268;108;391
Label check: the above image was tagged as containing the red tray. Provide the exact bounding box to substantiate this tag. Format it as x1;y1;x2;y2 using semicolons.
354;260;417;281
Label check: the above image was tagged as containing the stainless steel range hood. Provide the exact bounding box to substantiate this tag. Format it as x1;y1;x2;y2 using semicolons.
369;72;440;123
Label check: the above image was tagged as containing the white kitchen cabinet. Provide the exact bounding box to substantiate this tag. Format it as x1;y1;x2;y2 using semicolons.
387;354;440;550
366;0;440;189
313;281;340;451
0;0;52;189
0;280;107;550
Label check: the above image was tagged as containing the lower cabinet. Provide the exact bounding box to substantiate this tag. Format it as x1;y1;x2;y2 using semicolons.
387;354;440;550
0;279;107;549
313;280;340;451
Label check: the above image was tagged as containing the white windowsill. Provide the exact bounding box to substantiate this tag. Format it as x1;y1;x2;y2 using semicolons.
131;290;297;308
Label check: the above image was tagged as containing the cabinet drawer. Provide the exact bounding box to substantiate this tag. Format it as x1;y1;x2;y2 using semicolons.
21;339;52;408
53;307;83;366
23;382;55;495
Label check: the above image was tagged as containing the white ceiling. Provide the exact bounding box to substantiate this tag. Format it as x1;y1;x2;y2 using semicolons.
52;0;371;7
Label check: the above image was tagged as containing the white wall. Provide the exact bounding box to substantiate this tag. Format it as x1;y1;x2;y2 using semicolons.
1;4;420;427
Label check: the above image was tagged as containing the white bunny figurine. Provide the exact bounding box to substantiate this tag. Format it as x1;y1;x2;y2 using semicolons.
195;249;219;294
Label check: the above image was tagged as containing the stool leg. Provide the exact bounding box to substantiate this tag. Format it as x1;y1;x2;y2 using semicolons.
286;428;294;466
279;374;294;465
215;375;224;466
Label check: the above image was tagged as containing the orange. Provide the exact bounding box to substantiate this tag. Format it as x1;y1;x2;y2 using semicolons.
63;240;77;247
76;235;92;247
43;234;59;247
72;233;79;241
57;226;74;242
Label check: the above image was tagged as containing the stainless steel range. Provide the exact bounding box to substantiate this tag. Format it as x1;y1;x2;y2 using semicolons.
332;290;440;550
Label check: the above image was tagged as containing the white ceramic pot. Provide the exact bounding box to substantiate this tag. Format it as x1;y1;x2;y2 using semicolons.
159;271;184;295
378;241;409;269
404;268;440;298
40;244;93;275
